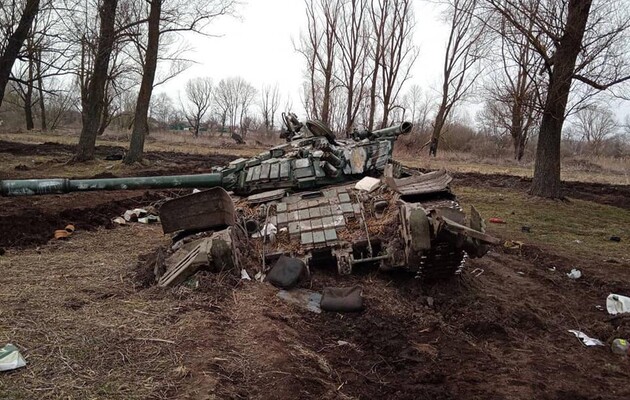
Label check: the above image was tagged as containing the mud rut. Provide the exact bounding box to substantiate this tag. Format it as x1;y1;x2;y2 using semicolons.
1;141;630;399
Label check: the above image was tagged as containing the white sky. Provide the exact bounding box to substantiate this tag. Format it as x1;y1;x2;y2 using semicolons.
158;0;629;124
159;0;450;119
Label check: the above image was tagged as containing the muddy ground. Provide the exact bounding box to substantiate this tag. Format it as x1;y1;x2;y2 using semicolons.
1;140;630;399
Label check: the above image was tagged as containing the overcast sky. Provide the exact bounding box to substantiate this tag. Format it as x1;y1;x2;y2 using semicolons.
159;0;451;118
159;0;630;124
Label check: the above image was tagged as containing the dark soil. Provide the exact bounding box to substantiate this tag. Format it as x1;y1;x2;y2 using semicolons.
0;139;237;177
0;191;168;248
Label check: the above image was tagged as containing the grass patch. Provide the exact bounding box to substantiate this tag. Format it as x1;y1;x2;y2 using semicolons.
455;185;630;262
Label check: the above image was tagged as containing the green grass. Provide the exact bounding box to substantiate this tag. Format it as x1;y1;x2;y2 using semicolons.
456;185;630;261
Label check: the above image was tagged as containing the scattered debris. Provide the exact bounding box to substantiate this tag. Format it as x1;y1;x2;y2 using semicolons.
54;224;75;240
504;240;523;250
488;218;506;224
606;294;630;315
567;269;582;280
112;217;127;225
124;208;148;222
568;330;604;346
158;228;238;287
266;256;305;289
609;236;621;242
320;286;364;313
276;289;322;313
0;344;26;371
240;269;251;281
426;296;434;307
471;268;484;277
573;239;582;244
252;223;277;239
611;339;630;355
138;215;160;224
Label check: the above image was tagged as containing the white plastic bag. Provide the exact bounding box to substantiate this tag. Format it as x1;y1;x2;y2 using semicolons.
606;294;630;315
0;344;26;371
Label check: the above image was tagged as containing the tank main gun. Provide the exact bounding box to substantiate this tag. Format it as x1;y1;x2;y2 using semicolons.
0;116;412;197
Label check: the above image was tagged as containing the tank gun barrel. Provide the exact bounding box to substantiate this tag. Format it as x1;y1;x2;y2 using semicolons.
370;121;413;138
353;121;412;140
0;173;224;196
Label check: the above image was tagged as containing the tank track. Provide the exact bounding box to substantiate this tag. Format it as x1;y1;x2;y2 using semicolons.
413;198;466;281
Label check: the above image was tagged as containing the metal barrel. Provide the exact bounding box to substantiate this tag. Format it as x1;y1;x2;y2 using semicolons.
371;121;413;138
0;173;224;196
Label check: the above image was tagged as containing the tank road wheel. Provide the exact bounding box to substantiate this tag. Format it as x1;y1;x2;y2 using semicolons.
333;249;352;275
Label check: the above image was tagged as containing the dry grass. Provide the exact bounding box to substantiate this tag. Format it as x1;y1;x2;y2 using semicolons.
394;149;630;185
455;185;630;262
0;130;265;159
0;225;186;399
3;130;627;185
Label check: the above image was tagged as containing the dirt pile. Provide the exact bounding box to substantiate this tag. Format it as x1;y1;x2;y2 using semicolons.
0;191;168;248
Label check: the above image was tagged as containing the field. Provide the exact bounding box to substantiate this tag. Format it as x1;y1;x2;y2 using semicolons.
0;132;629;400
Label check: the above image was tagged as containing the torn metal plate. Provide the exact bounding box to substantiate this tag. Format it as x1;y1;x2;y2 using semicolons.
160;187;235;234
247;189;287;204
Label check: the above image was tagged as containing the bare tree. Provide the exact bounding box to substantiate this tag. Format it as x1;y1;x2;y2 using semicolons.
335;0;368;133
124;0;161;164
486;0;630;198
0;0;41;108
402;84;434;134
214;76;256;136
75;0;118;162
124;0;236;163
182;76;212;136
430;0;486;156
573;104;618;156
150;92;174;129
297;0;340;125
377;0;417;128
260;83;280;131
494;18;542;161
366;0;387;130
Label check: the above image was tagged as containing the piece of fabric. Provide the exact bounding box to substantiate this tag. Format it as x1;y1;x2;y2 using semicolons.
320;286;363;312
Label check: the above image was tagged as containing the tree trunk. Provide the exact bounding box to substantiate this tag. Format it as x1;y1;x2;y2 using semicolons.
510;102;523;160
430;102;447;157
36;49;47;131
0;0;40;108
530;0;592;198
97;104;110;136
367;59;379;131
75;0;118;162
24;57;35;130
514;133;526;161
124;0;162;164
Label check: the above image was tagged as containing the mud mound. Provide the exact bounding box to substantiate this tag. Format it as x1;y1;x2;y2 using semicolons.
0;139;237;172
0;192;166;248
452;171;630;209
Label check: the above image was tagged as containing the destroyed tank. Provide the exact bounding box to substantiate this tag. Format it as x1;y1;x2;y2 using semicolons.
0;113;498;282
